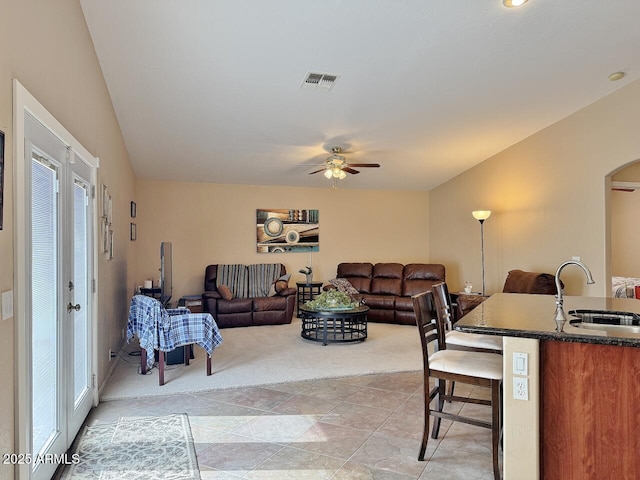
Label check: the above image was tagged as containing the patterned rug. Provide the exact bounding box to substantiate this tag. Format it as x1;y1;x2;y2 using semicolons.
61;414;200;479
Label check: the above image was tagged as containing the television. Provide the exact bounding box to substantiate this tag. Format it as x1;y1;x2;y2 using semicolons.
160;242;172;306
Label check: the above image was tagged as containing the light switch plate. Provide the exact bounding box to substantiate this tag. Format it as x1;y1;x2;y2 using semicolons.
2;290;14;321
513;352;528;375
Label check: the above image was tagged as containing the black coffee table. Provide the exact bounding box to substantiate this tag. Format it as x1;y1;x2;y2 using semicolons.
299;305;369;346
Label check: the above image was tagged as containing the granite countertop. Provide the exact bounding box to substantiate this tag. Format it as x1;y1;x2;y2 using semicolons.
455;293;640;348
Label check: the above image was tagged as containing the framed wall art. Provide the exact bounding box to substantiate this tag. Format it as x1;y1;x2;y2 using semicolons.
0;130;4;230
101;184;109;219
108;229;114;260
256;209;319;253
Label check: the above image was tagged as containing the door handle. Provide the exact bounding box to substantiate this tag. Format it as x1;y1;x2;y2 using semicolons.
68;303;81;312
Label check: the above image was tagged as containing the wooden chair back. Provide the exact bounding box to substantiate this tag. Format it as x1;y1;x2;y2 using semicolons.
412;290;445;363
432;282;456;331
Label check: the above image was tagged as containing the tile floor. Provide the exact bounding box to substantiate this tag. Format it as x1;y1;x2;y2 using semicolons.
83;371;500;479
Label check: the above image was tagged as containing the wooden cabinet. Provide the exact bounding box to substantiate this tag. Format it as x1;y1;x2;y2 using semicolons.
541;340;640;479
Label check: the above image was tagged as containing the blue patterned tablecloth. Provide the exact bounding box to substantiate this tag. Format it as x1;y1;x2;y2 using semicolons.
127;294;223;369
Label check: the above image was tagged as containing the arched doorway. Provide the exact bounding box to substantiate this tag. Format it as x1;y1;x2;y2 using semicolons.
608;159;640;297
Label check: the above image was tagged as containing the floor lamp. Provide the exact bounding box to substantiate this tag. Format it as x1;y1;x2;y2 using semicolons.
472;210;491;296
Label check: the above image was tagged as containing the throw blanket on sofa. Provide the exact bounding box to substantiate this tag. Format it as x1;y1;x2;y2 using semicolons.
248;263;282;297
217;264;249;298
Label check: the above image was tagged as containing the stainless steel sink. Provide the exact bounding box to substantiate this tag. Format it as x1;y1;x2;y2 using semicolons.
568;309;640;334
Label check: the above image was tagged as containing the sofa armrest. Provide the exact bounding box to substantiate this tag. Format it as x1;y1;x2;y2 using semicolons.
203;290;222;299
278;287;296;297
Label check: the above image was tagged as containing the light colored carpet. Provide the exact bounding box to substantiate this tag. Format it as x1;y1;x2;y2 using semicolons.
101;319;422;400
61;414;199;479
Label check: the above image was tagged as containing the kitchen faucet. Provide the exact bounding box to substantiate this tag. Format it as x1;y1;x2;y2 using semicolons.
554;260;595;331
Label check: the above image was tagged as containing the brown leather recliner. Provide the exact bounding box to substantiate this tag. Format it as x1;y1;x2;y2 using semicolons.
202;264;296;328
456;269;561;320
502;269;561;295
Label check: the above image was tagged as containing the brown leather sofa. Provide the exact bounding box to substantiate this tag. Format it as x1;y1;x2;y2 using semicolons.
202;264;296;328
327;262;446;325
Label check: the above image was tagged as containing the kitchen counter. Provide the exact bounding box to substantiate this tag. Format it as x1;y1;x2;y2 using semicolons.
454;292;640;479
455;292;640;348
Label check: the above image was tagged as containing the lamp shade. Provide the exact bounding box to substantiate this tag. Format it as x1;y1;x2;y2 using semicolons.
472;210;492;221
503;0;528;7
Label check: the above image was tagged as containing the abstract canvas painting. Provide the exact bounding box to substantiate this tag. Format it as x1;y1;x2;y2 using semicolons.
257;209;319;253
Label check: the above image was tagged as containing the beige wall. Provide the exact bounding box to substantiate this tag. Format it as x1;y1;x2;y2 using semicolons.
134;181;430;302
0;0;135;475
430;79;640;296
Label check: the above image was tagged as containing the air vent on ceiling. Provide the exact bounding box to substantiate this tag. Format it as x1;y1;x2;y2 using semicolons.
300;71;340;92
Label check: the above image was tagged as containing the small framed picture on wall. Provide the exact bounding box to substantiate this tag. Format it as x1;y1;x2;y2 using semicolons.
130;223;137;241
130;201;136;218
0;130;4;230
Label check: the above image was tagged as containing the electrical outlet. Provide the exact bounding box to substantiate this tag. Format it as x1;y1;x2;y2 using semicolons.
513;377;529;400
109;349;115;361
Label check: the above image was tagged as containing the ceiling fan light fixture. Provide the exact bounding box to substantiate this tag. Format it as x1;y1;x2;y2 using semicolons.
307;144;380;185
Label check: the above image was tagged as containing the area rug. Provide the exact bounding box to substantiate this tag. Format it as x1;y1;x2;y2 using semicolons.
60;414;199;479
101;319;422;400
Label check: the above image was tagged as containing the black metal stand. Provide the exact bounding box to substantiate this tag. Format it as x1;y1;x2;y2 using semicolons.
296;282;323;317
300;305;369;346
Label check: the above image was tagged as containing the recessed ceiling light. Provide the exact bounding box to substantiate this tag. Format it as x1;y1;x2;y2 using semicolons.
503;0;528;7
608;71;626;82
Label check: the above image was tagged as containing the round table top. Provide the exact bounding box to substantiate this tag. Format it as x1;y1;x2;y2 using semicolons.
300;305;369;317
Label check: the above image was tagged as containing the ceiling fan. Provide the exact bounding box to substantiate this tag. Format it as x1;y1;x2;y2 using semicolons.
308;146;380;181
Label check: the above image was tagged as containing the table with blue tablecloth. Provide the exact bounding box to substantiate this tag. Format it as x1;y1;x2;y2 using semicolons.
127;294;223;385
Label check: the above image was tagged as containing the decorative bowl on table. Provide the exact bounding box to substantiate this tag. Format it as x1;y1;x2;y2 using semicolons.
304;290;359;311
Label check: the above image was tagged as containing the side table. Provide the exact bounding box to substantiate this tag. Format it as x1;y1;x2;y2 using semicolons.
451;292;489;321
178;294;203;313
296;282;323;317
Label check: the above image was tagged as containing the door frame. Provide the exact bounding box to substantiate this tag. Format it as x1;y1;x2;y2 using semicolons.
13;79;99;479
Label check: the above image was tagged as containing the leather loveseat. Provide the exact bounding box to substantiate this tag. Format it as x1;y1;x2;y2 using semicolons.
327;262;446;325
202;263;296;328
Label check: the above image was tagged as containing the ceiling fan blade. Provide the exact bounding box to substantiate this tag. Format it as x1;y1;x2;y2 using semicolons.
308;168;327;175
342;167;360;175
347;163;380;168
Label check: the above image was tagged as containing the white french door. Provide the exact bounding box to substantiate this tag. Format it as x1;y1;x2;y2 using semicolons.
15;81;98;480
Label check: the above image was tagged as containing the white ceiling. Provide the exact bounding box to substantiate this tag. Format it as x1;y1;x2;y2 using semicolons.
80;0;640;191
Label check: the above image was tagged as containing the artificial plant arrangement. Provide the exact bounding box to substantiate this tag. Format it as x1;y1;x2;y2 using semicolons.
298;265;313;276
304;289;358;310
